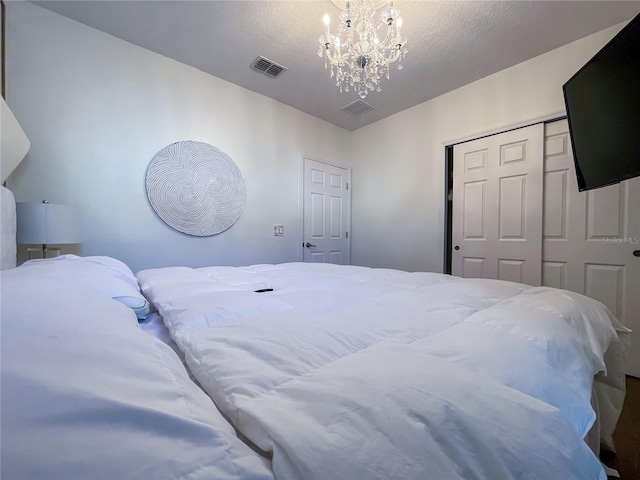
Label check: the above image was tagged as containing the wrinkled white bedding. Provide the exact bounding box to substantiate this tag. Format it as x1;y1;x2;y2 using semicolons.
138;263;622;480
1;270;273;480
0;186;17;270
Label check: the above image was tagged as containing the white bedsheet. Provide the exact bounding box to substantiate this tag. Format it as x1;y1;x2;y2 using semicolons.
138;262;621;480
0;186;17;270
1;271;273;480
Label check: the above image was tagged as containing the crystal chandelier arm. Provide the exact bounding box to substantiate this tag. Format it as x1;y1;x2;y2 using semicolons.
377;11;401;48
379;26;395;48
384;48;401;64
319;29;337;64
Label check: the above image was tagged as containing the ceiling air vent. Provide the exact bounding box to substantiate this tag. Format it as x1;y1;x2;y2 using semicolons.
250;56;287;78
341;100;374;117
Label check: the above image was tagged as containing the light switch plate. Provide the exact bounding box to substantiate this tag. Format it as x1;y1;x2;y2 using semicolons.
274;225;284;236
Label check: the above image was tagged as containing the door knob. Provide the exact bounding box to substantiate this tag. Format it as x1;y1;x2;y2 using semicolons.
305;242;316;248
454;246;460;251
634;250;640;257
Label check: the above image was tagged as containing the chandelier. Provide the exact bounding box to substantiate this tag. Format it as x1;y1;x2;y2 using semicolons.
318;0;408;99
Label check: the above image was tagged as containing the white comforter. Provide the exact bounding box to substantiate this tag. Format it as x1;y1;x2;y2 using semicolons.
2;270;273;480
138;263;619;480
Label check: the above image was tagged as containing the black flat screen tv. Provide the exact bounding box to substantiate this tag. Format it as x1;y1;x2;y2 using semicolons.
563;13;640;191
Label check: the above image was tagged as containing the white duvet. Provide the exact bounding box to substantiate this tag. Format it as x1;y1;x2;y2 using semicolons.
1;271;273;480
137;263;620;480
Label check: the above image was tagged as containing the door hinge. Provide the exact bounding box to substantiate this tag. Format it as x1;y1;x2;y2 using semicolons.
346;232;349;239
346;182;349;190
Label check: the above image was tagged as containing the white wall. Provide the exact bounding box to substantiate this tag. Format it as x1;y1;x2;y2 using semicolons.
6;2;350;272
348;21;629;273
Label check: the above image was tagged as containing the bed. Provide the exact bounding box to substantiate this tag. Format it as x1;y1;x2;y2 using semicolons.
135;262;631;480
1;185;630;479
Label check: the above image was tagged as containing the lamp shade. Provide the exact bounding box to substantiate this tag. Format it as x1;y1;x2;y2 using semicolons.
16;202;81;245
1;97;31;184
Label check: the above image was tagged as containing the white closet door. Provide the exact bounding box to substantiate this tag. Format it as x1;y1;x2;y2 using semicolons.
452;124;544;286
543;119;640;377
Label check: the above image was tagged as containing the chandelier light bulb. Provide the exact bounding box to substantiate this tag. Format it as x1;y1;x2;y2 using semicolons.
318;0;408;99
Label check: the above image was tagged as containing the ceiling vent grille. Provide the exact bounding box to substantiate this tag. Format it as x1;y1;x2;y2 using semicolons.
250;56;287;78
341;100;374;117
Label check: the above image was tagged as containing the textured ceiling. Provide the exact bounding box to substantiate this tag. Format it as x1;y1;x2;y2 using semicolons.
31;1;640;131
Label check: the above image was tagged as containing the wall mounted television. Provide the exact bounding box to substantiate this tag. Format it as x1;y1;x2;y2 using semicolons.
563;13;640;191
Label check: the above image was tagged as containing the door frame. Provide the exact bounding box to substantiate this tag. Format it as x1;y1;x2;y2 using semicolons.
298;154;352;262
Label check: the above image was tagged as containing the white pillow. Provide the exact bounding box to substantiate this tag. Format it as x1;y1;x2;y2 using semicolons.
17;255;150;319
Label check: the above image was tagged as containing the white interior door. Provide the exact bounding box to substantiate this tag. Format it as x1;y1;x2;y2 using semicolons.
452;124;544;285
543;119;640;377
302;157;351;264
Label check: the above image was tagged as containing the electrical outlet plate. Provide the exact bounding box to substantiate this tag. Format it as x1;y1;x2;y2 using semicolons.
274;225;284;236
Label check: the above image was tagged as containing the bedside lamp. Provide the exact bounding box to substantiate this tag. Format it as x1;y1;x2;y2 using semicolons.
16;201;81;259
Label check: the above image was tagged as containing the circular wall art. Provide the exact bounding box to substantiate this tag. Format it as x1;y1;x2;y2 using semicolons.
145;141;246;236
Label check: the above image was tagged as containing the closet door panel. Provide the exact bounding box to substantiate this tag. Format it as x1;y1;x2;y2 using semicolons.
543;119;640;377
452;124;544;286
